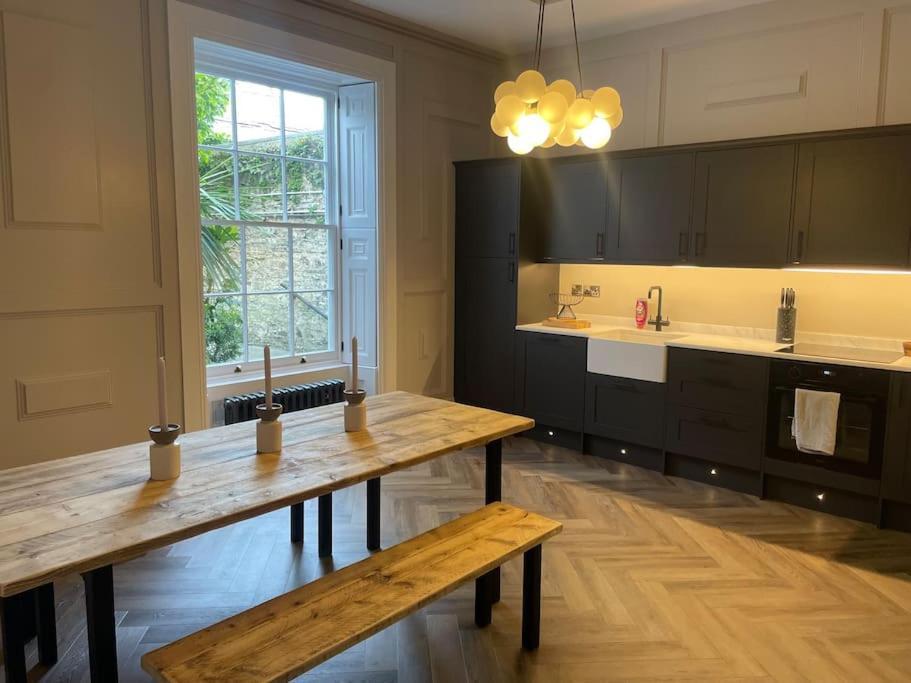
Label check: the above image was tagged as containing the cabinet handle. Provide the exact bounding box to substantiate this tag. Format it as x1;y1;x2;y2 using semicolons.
507;261;515;283
508;232;516;255
596;233;604;257
695;233;706;257
678;232;688;257
793;231;805;264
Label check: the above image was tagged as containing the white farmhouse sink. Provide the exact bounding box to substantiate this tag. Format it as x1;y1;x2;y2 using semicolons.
587;329;688;383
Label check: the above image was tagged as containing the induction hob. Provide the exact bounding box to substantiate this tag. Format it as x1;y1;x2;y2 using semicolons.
775;343;903;364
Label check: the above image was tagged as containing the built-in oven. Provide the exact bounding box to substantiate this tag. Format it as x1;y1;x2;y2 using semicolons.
767;359;890;479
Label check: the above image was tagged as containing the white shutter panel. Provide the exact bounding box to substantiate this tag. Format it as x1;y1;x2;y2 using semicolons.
338;82;377;383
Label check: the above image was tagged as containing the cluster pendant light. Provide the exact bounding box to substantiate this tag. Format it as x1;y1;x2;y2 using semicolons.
491;0;623;154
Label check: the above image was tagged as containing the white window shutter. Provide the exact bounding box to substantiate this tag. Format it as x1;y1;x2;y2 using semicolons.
338;82;377;379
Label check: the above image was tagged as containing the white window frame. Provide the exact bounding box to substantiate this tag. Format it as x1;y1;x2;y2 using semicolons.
194;60;341;378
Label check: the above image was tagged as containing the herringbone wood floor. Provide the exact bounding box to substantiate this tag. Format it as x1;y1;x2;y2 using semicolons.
7;437;911;681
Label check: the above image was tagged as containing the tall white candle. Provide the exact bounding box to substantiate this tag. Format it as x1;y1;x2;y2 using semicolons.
264;345;273;409
157;356;168;430
351;336;359;391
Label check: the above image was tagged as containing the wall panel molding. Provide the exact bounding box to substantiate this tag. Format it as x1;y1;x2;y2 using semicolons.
16;370;113;421
140;0;163;285
879;4;911;124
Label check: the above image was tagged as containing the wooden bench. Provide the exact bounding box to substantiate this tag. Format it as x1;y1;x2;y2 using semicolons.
141;503;561;682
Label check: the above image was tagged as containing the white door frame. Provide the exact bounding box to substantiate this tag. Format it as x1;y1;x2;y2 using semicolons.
167;0;396;430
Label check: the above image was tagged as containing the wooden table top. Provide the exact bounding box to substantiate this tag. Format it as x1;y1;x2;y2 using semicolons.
0;392;533;597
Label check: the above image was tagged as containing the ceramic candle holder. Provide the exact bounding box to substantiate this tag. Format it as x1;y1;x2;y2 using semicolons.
148;424;182;481
256;403;284;453
344;389;367;432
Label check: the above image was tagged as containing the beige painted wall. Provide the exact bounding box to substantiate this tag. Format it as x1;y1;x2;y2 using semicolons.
561;265;911;340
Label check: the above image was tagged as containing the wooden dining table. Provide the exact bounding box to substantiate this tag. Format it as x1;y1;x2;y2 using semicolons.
0;391;533;683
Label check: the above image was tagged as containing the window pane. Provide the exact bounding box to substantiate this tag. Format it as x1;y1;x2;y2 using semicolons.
198;149;236;221
292;228;330;291
286;159;325;224
195;73;232;148
238;153;283;221
235;80;281;151
204;295;244;365
284;90;325;160
202;225;241;293
248;293;290;360
245;225;289;292
294;291;330;354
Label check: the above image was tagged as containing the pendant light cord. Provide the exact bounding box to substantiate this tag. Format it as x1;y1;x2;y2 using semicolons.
571;0;583;92
533;0;545;71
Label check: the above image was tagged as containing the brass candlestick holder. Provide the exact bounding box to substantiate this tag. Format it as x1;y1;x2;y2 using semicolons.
148;424;182;481
255;403;283;453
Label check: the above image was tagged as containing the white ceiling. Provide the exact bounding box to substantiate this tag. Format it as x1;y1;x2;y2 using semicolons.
351;0;773;54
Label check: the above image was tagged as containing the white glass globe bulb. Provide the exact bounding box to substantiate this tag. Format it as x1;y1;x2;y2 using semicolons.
507;132;534;155
580;117;612;149
515;113;550;147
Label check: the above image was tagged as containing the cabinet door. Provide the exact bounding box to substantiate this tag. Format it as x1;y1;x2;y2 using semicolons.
584;374;666;448
455;161;521;259
520;332;586;431
454;257;517;413
607;153;695;264
665;404;763;471
666;348;769;416
692;145;795;267
792;135;911;267
883;373;911;503
538;157;608;262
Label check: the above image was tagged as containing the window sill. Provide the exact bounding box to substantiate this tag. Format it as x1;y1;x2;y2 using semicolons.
206;361;348;394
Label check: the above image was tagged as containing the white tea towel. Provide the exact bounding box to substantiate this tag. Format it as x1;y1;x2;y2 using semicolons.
792;388;840;455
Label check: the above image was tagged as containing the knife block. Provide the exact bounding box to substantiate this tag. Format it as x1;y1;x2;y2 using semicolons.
776;307;797;344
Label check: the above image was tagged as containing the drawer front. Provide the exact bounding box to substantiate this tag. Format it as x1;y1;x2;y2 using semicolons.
584;374;665;449
667;348;769;416
665;404;762;470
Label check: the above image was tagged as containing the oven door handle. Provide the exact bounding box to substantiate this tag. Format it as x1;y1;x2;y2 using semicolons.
773;386;881;405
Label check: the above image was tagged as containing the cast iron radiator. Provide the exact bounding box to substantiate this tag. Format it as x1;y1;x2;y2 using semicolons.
223;379;346;425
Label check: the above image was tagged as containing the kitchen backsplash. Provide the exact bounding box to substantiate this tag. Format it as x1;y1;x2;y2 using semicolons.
559;264;911;341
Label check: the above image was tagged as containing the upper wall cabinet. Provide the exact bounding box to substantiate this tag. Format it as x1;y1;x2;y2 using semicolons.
537;157;608;262
606;152;695;264
691;145;796;267
455;160;521;259
791;134;911;268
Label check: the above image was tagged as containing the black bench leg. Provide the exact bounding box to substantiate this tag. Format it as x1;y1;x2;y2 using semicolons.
485;439;502;604
83;565;118;682
1;592;28;683
318;493;332;557
35;582;57;665
290;502;304;543
367;477;381;551
522;545;542;650
474;571;494;628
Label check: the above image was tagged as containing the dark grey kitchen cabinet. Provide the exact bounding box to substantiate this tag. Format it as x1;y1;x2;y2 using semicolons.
454;256;517;413
665;348;769;471
791;133;911;267
883;373;911;503
584;374;665;449
537;156;608;262
606;152;695;264
691;144;796;267
455;159;521;259
517;332;587;432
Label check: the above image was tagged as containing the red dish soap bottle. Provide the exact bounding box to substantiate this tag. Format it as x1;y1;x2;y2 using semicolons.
635;298;648;329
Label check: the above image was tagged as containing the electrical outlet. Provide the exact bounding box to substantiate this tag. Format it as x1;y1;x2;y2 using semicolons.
571;283;584;297
583;285;601;298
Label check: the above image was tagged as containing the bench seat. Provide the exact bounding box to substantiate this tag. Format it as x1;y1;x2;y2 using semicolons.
142;503;561;683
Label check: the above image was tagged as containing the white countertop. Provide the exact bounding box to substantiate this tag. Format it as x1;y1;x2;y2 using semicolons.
516;319;911;373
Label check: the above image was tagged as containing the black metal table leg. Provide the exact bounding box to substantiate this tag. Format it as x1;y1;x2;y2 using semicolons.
485;439;502;603
290;502;304;543
474;571;493;628
367;477;381;551
318;493;332;557
522;545;542;650
34;582;57;665
82;565;118;682
0;592;28;683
